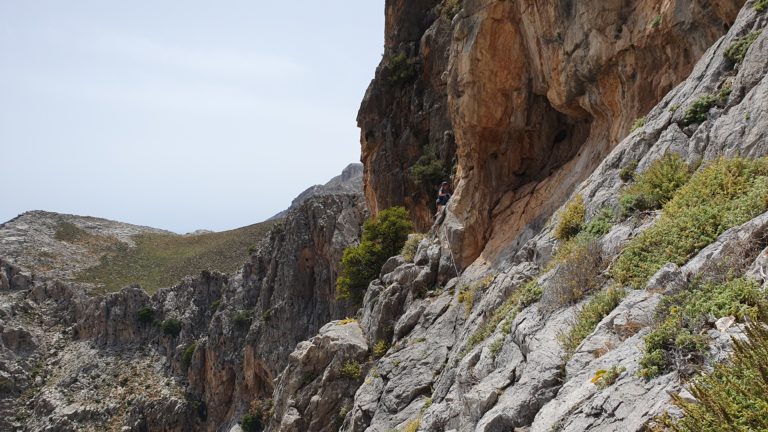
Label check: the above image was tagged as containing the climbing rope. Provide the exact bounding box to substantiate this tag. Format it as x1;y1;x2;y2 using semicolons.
440;223;460;278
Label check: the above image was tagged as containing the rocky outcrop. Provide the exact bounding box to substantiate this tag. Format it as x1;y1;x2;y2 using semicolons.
186;193;367;429
270;320;369;432
270;163;364;220
360;0;745;267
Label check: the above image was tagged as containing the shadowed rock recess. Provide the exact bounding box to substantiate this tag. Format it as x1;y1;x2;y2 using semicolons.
3;1;768;431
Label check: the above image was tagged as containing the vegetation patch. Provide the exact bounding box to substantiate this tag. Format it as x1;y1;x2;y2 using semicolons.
182;342;197;367
241;399;273;432
554;195;586;241
582;208;614;237
339;360;362;380
545;237;605;311
756;0;768;12
373;340;389;359
639;277;764;379
619;160;639;182
233;311;253;330
401;233;426;263
724;31;761;64
560;287;626;357
613;157;768;288
386;52;418;85
161;318;182;337
663;316;768;431
619;153;691;217
463;279;542;356
137;307;156;324
336;207;413;304
457;275;495;318
650;15;662;29
630;116;646;132
410;149;446;187
75;221;276;294
681;87;730;125
439;0;462;19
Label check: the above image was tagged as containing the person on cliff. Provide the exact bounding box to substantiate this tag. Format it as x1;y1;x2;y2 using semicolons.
436;181;452;216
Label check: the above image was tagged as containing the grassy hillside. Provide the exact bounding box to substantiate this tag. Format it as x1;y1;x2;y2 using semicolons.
74;221;277;294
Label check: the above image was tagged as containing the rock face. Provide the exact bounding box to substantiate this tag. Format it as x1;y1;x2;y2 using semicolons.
0;178;367;430
328;3;768;432
360;0;745;266
269;320;369;432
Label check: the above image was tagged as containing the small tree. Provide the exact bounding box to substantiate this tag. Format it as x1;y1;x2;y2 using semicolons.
336;207;413;304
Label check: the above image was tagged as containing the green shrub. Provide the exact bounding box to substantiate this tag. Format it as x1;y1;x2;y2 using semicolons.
410;152;446;187
639;315;707;379
488;337;504;358
386;52;418;85
233;310;253;329
340;360;362;380
240;413;263;432
650;15;662;29
619;160;639;182
560;287;626;357
619;153;691;217
401;233;426;263
463;279;542;356
554;195;586;241
756;0;768;12
613;157;768;288
137;307;156;324
640;277;764;379
667;317;768;431
373;340;389;359
630;116;646;132
724;31;761;64
545;237;605;311
582;208;614;237
682;95;719;125
211;299;221;310
161;318;182;337
336;207;413;304
683;85;731;125
182;342;197;367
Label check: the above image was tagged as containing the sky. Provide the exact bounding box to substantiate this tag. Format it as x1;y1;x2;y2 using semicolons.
0;1;384;233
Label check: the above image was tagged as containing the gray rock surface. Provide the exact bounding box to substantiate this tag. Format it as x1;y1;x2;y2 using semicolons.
270;163;364;220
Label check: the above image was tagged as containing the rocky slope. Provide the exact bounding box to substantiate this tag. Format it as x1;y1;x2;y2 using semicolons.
0;211;172;282
0;211;276;294
0;175;367;430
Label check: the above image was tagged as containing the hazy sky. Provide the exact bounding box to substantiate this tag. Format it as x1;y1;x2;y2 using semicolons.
0;1;384;233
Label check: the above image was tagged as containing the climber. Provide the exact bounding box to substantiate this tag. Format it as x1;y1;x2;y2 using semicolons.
436;181;452;215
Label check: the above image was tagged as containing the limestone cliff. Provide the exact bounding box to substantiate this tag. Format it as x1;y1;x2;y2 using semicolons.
360;0;744;267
